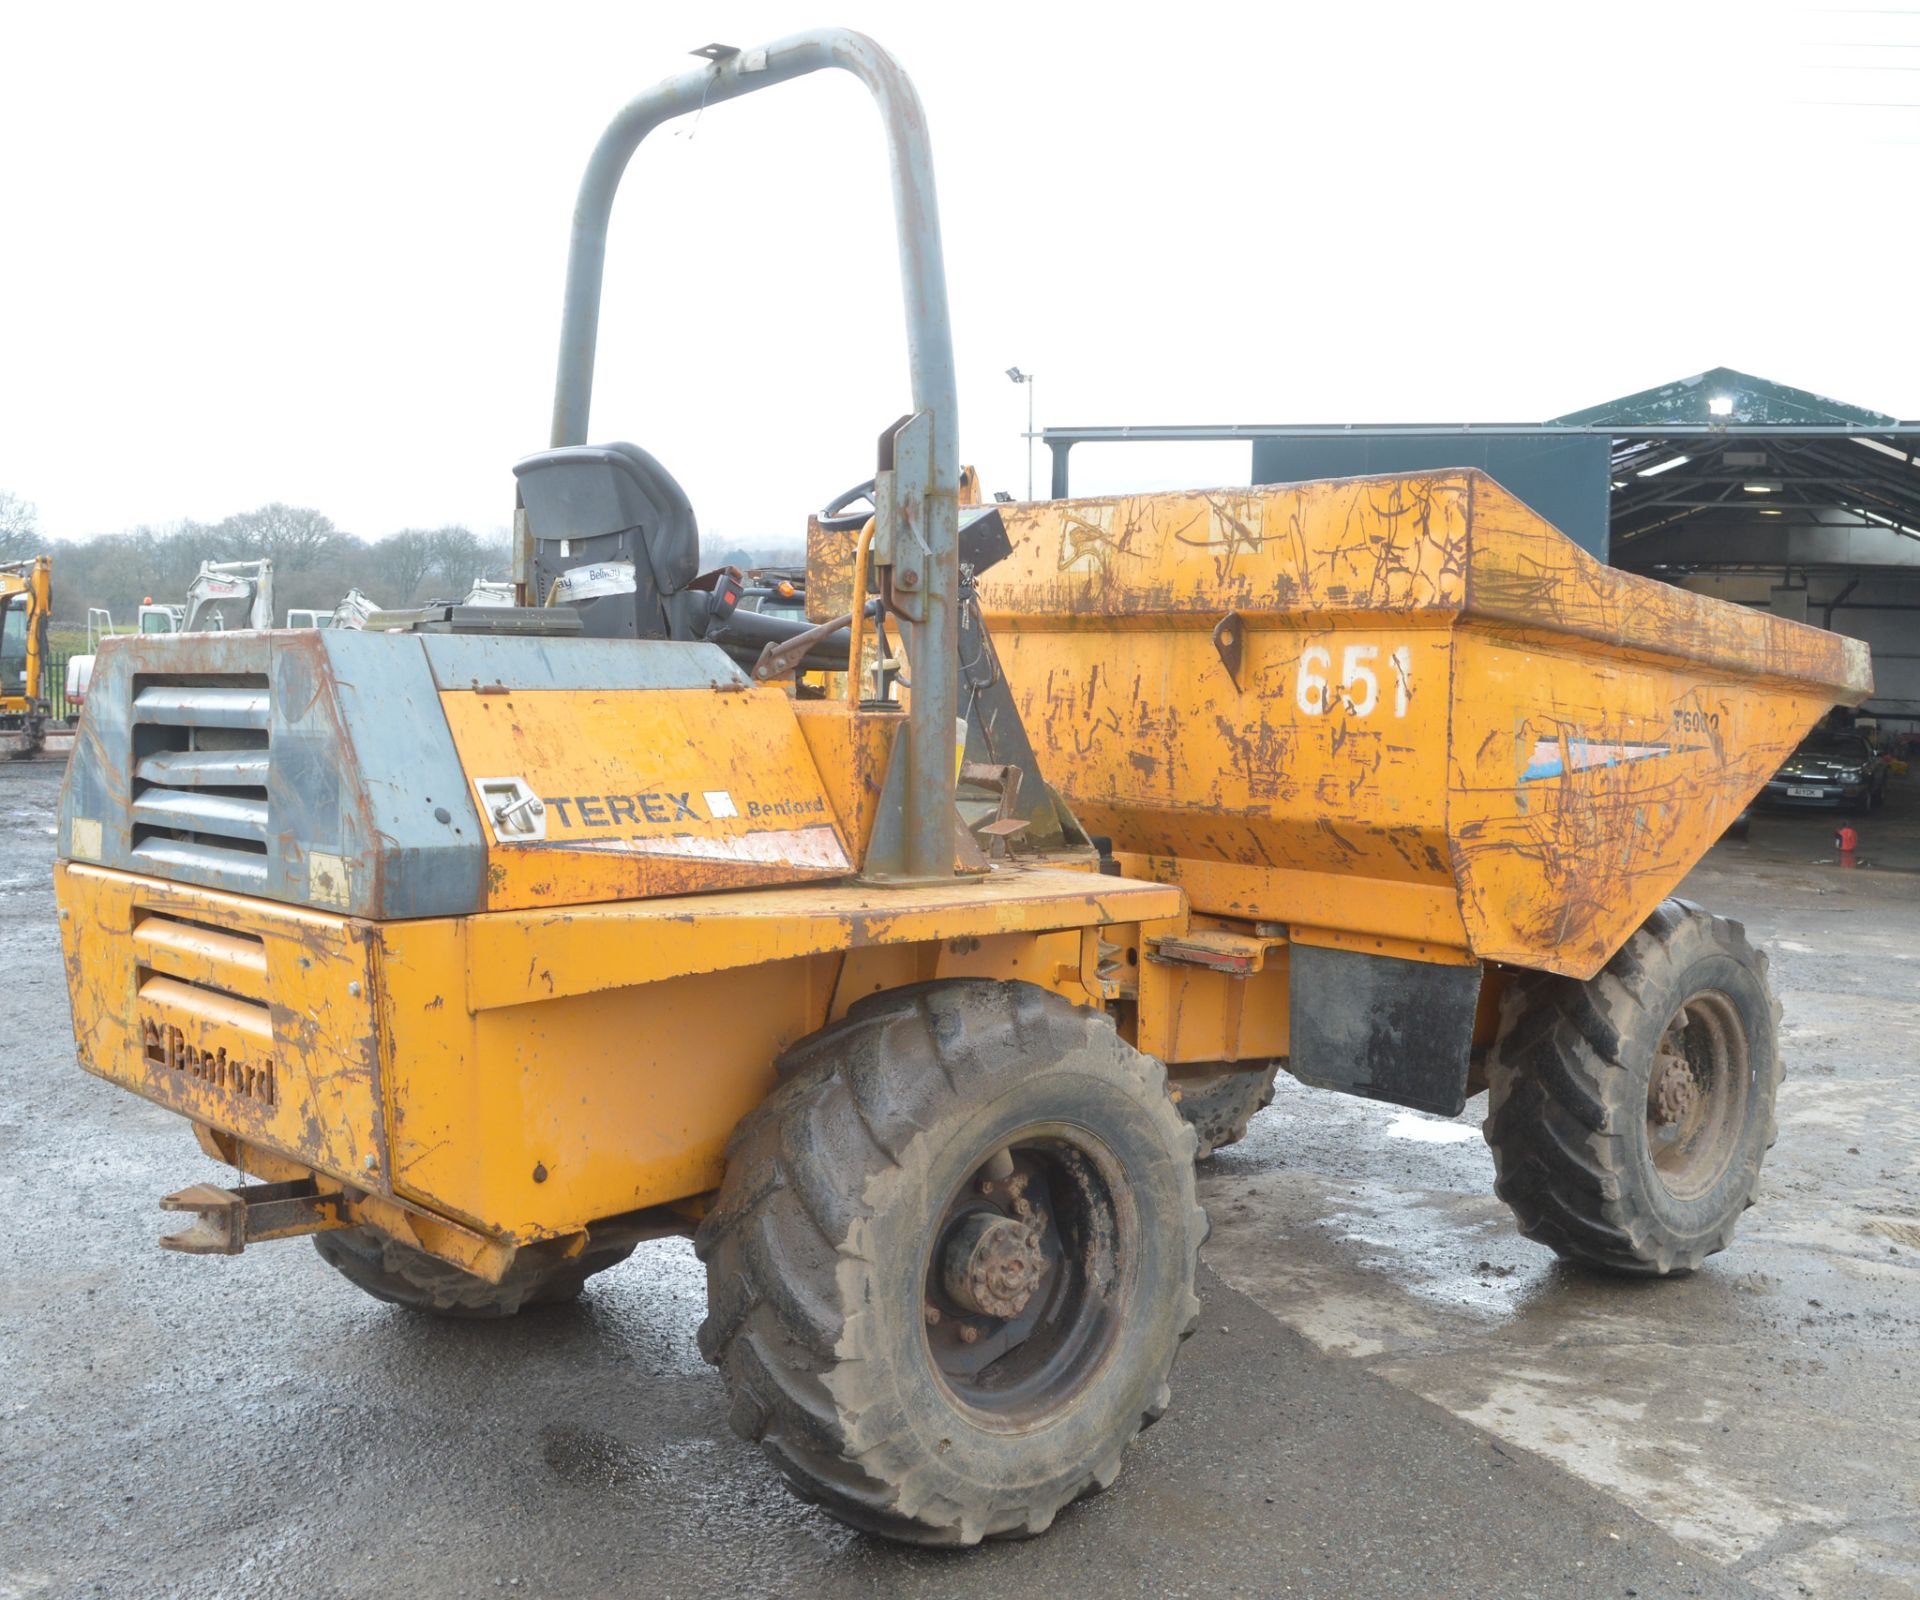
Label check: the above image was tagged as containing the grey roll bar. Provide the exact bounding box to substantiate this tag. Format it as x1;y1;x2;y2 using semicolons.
548;30;959;883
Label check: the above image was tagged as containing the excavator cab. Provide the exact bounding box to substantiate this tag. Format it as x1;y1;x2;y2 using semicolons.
0;556;52;754
0;588;32;699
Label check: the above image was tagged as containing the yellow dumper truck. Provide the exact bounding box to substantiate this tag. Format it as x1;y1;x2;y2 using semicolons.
55;30;1869;1545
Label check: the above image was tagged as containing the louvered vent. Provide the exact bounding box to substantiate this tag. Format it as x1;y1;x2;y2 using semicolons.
130;677;271;885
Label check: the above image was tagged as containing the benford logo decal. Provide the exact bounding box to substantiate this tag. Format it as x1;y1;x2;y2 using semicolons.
141;1016;277;1106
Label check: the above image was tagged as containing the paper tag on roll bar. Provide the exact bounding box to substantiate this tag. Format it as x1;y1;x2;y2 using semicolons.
551;561;638;603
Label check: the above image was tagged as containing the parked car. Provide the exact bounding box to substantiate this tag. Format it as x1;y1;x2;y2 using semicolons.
1761;729;1888;812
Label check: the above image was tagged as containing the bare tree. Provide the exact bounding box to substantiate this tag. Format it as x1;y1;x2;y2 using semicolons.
424;526;485;593
17;500;512;623
0;490;40;561
215;503;341;572
369;529;440;604
700;532;804;572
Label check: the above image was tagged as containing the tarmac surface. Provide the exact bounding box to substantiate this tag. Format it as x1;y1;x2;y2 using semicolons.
2;756;1915;1599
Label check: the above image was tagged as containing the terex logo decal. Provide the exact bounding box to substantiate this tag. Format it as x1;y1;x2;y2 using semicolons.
544;792;702;827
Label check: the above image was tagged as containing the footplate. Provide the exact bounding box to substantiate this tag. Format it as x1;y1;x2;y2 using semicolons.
159;1177;345;1255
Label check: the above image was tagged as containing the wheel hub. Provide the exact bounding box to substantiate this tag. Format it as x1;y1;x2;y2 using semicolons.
941;1211;1049;1319
922;1139;1124;1422
1651;1050;1699;1126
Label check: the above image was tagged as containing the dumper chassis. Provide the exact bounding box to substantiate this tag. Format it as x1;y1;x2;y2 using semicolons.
54;29;1871;1545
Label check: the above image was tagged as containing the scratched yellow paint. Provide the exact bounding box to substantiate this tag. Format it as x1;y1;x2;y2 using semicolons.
790;699;898;860
978;470;1870;979
56;864;388;1182
439;684;853;909
453;865;1177;1011
398;952;842;1232
57;858;1180;1246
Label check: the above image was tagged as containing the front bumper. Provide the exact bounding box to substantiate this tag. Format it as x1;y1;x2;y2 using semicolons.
1761;778;1865;809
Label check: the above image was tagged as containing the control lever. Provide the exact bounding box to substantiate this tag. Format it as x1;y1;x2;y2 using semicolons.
751;610;855;681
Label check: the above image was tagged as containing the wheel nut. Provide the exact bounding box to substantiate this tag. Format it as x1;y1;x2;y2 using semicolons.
959;1324;979;1345
924;1304;940;1325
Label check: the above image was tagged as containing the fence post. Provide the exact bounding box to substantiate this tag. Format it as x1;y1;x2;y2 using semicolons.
43;651;72;722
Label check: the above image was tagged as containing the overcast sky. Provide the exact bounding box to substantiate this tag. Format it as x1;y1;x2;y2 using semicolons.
3;0;1918;549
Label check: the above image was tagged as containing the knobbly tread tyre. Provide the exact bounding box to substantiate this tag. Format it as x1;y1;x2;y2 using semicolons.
1171;1059;1282;1158
312;1226;634;1318
1482;899;1783;1276
695;979;1206;1546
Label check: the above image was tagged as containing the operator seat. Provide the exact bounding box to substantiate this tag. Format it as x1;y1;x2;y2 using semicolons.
512;442;703;640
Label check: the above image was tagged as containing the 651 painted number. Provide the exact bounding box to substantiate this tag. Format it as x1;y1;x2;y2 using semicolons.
1297;644;1412;717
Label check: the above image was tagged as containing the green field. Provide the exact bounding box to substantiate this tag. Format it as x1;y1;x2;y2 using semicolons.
46;623;131;655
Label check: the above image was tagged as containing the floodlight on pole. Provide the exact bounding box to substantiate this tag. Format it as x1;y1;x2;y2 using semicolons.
1007;367;1035;500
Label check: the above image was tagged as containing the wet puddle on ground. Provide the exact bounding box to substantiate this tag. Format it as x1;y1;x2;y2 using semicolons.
542;1423;721;1491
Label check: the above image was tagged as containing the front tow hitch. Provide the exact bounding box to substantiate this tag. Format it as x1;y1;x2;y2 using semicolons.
159;1177;344;1256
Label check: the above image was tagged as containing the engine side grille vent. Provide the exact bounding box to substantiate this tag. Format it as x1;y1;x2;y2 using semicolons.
132;910;276;1103
130;676;271;884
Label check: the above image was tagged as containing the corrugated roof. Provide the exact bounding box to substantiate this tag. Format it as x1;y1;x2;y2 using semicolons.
1038;370;1920;551
1552;366;1900;430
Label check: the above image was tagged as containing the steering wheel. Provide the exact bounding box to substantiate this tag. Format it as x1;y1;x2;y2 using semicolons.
818;477;877;534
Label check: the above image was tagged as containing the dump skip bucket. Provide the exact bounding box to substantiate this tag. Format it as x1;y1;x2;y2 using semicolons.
977;470;1870;978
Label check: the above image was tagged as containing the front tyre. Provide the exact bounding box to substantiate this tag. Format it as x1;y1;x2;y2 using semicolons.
696;980;1205;1545
1482;901;1781;1276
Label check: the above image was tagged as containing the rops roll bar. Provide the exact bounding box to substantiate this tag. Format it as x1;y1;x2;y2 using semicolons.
548;30;959;882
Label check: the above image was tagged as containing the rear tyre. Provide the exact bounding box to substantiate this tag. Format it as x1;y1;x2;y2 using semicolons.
1482;900;1780;1276
696;979;1205;1545
1170;1059;1281;1158
313;1225;634;1318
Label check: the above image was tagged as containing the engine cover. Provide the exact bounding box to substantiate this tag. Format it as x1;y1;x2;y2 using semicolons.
59;630;850;919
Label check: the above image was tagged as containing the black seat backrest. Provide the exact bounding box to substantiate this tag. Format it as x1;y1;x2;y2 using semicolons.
512;443;699;640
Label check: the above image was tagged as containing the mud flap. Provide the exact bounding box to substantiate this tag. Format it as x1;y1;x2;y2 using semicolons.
1287;945;1481;1117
